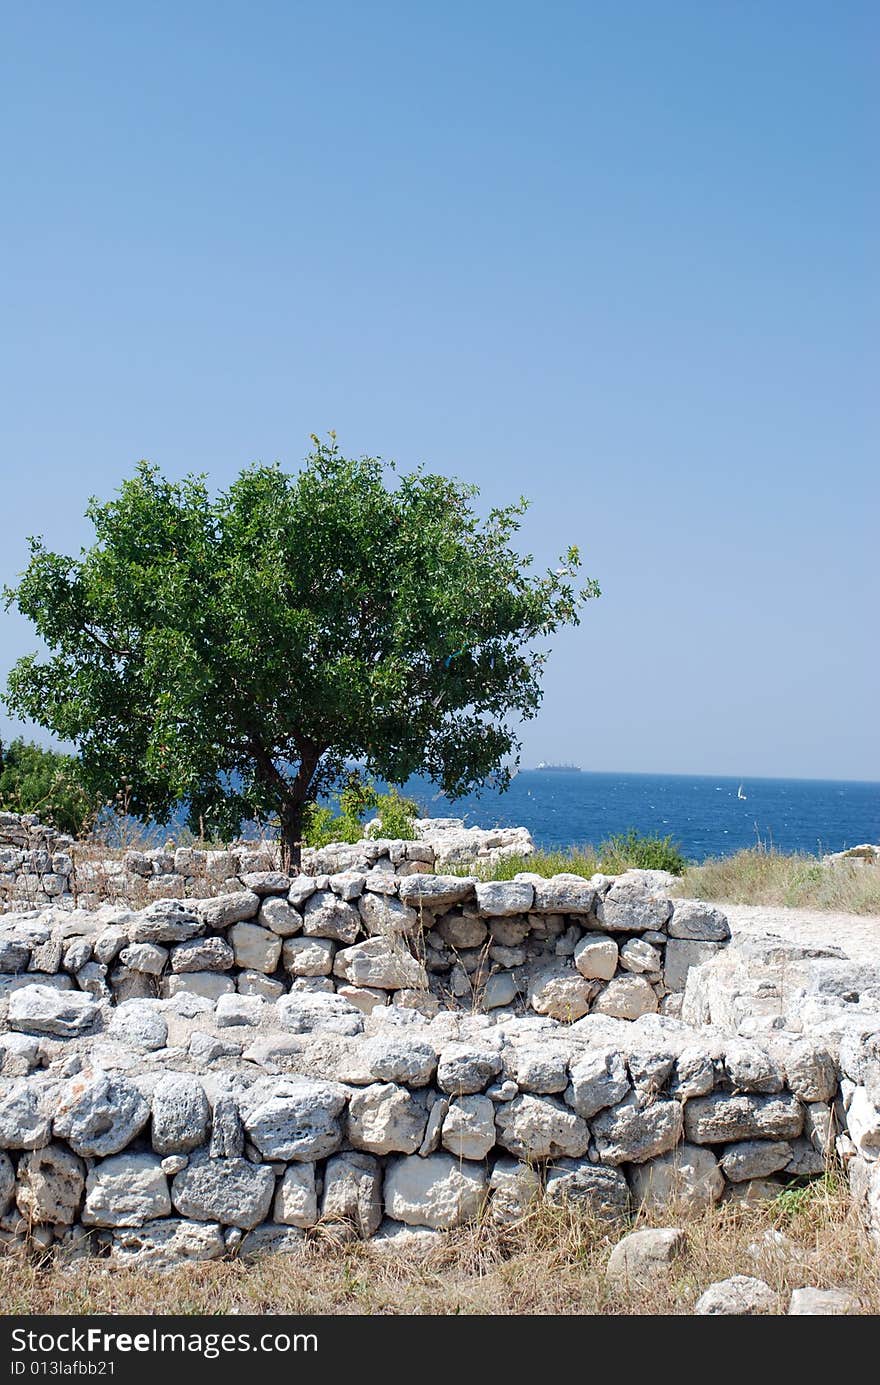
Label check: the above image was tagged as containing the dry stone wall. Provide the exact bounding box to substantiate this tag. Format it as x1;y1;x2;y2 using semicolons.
0;813;877;1267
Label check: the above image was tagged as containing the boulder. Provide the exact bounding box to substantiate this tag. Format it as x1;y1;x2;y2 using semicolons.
441;1095;496;1160
596;881;672;933
683;1092;804;1145
664;939;725;993
258;897;303;937
397;875;476;909
170;937;235;972
15;1143;85;1224
789;1286;859;1315
276;992;364;1037
566;1050;630;1118
475;881;535;916
242;1076;347;1160
383;1153;487;1229
302;892;361;944
573;934;618;981
196;892;261;928
488;1157;541;1224
592;975;658;1020
531;877;596;914
606;1227;687;1286
629;1144;724;1209
719;1140;793;1183
151;1075;210;1155
338;1035;437;1087
274;1163;318;1228
544;1159;630;1221
0;1080;53;1149
528;966;594;1021
8;985;99;1037
227;923;282;974
333;937;427;991
83;1153;171;1227
358;893;418;937
109;1218;226;1268
694;1275;777;1315
667;900;730;941
347;1083;428;1155
128;900;207;944
495;1093;589;1160
171;1153;275;1229
437;1043;503;1095
162;972;234;1002
53;1072;150;1157
321;1151;382;1238
512;1045;570;1094
282;935;335;976
591;1095;683;1165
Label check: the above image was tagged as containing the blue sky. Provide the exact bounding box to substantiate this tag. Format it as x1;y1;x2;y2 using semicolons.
1;2;877;781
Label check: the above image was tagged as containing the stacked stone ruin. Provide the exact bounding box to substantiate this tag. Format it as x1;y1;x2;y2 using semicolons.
0;812;877;1268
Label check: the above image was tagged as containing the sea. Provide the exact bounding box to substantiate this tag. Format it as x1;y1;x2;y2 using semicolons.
393;770;880;863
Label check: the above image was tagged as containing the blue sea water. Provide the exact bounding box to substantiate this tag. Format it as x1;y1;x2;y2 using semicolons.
395;771;880;863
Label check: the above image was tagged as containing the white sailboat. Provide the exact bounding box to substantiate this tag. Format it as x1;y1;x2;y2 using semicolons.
737;783;747;801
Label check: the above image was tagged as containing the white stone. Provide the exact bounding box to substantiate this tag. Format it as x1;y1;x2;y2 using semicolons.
573;934;618;981
196;892;261;928
282;935;334;976
108;1000;168;1051
109;1217;225;1268
528;966;594;1021
83;1153;171;1227
566;1050;630;1117
227;923;282;974
170;937;234;972
592;1094;683;1165
606;1227;686;1286
171;1154;275;1229
151;1075;210;1155
322;1151;382;1237
242;1076;347;1160
789;1286;858;1315
475;881;535;916
630;1144;725;1209
495;1093;589;1160
694;1275;777;1315
333;937;427;991
302;892;361;944
668;900;730;941
338;1035;437;1087
592;976;658;1020
16;1143;85;1224
53;1071;150;1157
273;1163;318;1228
347;1083;427;1155
8;985;99;1036
441;1095;495;1160
258;897;303;937
384;1153;487;1229
162;972;234;1001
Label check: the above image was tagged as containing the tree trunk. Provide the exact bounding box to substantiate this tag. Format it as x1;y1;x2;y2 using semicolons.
279;799;304;873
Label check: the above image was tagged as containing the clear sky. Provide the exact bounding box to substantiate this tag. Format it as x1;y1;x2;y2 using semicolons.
1;2;877;781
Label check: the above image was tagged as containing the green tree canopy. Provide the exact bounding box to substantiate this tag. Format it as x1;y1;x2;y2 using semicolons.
4;439;599;864
0;737;94;837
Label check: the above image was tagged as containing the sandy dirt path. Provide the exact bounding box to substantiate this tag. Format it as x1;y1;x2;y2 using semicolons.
720;901;880;965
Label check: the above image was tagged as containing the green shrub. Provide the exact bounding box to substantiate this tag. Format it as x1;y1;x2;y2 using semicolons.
368;787;419;840
0;738;95;837
301;778;419;848
598;828;687;876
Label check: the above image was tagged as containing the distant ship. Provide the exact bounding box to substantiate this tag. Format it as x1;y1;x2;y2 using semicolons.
535;762;582;772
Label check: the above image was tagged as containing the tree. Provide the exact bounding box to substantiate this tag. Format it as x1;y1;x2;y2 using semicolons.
0;737;94;837
3;438;599;866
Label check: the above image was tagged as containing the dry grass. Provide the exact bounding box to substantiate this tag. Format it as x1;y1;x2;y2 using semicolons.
2;1178;877;1316
677;848;880;915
